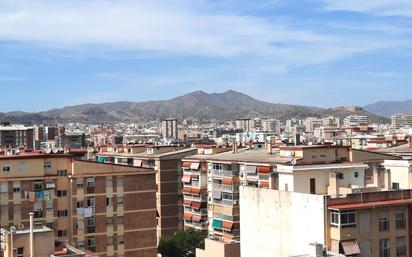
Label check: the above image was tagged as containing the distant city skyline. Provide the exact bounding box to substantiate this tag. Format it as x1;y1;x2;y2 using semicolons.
0;0;411;111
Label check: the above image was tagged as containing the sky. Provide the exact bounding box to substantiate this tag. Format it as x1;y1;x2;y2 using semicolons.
0;0;412;111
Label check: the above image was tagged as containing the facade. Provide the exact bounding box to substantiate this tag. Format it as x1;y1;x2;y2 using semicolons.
235;119;253;133
392;114;412;130
0;153;157;257
261;119;281;134
196;239;240;257
161;119;178;140
96;145;197;239
0;124;34;149
303;117;323;133
344;115;369;127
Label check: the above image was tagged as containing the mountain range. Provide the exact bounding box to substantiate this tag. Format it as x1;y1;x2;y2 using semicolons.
363;100;412;118
0;90;391;124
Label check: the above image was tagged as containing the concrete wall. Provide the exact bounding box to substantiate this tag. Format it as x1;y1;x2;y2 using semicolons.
384;160;411;189
240;187;326;257
196;239;240;257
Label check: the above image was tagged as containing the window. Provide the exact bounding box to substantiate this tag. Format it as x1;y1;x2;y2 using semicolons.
18;162;28;171
46;222;53;229
106;197;112;206
12;182;20;192
86;217;95;227
58;210;68;217
16;247;24;257
0;183;8;193
77;201;83;208
392;182;400;190
57;170;67;176
117;217;124;225
106;178;113;187
106;217;113;225
117;236;124;245
331;211;339;226
57;190;67;197
43;161;51;169
34;221;43;228
380;239;389;257
117;197;123;206
87;237;96;247
396;211;406;229
86;177;95;187
354;172;359;178
107;236;114;245
76;240;85;249
76;179;84;188
2;165;11;172
213;164;223;170
33;181;43;191
397;237;406;257
46;202;53;211
379;212;389;231
87;197;95;207
57;230;68;237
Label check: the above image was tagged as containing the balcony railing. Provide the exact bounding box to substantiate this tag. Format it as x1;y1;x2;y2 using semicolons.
213;184;239;191
212;212;240;222
212;169;239;177
184;195;208;202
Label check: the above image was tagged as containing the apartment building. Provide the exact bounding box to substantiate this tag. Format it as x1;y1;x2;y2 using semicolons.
0;123;34;149
261;118;281;134
161;119;178;140
181;146;231;232
0;153;157;257
344;115;369;127
240;186;412;257
96;145;197;239
392;114;412;130
235;118;253;133
303;117;323;133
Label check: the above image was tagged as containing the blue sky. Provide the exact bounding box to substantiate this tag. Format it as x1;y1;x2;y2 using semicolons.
0;0;412;111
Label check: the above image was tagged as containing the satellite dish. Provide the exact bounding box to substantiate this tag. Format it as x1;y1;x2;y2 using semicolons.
18;224;24;230
45;148;51;154
291;158;297;166
10;226;16;232
52;147;58;154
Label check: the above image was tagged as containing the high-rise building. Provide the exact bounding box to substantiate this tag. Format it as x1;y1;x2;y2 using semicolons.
0;153;157;257
162;119;178;140
261;119;281;134
0;123;34;149
391;114;412;130
235;119;253;133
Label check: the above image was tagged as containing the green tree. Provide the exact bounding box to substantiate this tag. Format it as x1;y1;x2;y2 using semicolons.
158;229;207;257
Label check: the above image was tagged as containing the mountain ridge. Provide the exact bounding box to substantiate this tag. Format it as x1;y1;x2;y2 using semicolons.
0;90;389;124
364;99;412;118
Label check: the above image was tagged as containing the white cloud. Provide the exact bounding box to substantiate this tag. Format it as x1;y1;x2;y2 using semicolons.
0;0;408;70
323;0;412;17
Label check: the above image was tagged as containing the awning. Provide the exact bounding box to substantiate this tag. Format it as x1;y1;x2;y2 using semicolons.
190;162;200;170
182;162;192;168
245;165;257;174
183;212;193;220
213;190;222;200
192;201;201;210
183;200;192;207
134;159;142;167
212;219;223;229
341;240;361;255
223;178;233;185
182;174;192;183
97;156;105;163
182;187;192;194
192;215;201;222
258;166;271;173
260;181;269;188
46;181;56;189
191;188;201;196
222;221;233;231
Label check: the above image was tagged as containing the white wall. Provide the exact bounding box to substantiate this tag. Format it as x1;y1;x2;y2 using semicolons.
384;160;411;189
240;187;325;257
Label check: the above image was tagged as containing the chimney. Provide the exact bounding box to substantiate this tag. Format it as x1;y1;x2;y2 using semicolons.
267;142;272;155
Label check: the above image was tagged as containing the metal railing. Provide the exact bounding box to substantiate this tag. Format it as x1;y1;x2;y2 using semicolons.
213;184;239;191
212;169;239;177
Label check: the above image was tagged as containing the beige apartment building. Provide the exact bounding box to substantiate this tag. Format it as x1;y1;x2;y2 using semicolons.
96;145;197;238
0;153;157;257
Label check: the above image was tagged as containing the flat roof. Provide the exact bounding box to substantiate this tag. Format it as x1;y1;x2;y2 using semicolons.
328;199;412;211
188;149;292;164
97;148;196;159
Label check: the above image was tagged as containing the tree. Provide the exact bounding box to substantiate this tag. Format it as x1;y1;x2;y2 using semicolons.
158;229;207;257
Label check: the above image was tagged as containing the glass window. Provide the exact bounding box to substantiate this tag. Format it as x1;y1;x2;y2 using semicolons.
379;212;389;231
3;165;11;172
57;170;68;176
43;161;51;169
87;197;95;207
380;239;389;257
331;211;339;226
397;237;406;257
86;177;95;187
396;211;406;229
340;211;356;227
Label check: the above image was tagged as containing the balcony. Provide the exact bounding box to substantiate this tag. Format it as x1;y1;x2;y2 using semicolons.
213;184;239;192
86;226;96;233
212;169;239;177
34;210;44;218
184;195;208;202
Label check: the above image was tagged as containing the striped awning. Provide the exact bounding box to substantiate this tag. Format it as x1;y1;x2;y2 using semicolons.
182;187;192;194
182;174;192;183
191;188;201;196
341;240;361;255
190;162;200;170
245;165;257;174
183;200;192;207
192;215;201;223
259;181;270;188
223;178;233;185
183;212;193;220
258;166;271;173
222;221;233;231
182;162;192;168
191;201;201;210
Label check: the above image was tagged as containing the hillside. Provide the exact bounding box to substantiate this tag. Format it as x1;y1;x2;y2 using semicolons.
364;100;412;118
0;90;389;124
